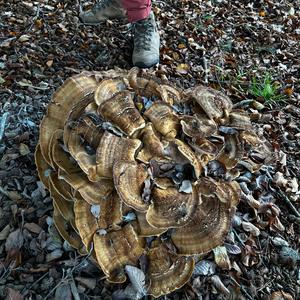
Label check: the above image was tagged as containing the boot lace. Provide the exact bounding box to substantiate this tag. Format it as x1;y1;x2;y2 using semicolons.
132;17;155;52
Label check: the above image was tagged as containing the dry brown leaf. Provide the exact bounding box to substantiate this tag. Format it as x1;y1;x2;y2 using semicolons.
213;246;231;270
269;290;294;300
242;221;260;236
0;225;11;241
5;229;24;252
24;223;42;234
5;287;24;300
176;63;190;74
19;143;30;156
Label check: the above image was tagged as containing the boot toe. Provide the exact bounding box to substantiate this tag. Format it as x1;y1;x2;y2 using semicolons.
133;55;160;68
79;11;104;23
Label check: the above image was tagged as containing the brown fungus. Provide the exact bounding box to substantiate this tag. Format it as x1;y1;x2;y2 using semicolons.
35;69;268;297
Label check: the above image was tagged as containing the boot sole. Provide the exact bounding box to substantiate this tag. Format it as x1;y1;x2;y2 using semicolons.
134;59;160;68
80;17;126;25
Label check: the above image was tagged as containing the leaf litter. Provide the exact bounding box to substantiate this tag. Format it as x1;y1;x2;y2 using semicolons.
0;0;299;299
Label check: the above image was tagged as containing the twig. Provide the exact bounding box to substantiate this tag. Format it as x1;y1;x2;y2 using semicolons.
257;278;274;292
70;278;80;300
240;285;255;300
44;246;95;299
0;261;14;281
44;269;68;300
232;229;245;248
208;79;253;86
0;112;9;143
28;4;41;31
21;271;49;294
233;99;254;108
202;54;209;84
276;188;300;217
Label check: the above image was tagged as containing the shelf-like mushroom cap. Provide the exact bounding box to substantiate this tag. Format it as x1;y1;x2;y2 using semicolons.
144;103;180;139
95;131;142;178
239;131;259;147
189;138;221;167
35;144;51;189
217;134;244;169
94;78;128;106
113;161;149;212
62;93;96;147
40;74;98;167
171;181;236;255
74;192;122;250
49;173;75;223
197;177;240;206
48;171;73;201
180;114;217;138
58;169;114;205
50;129;82;175
74;115;103;149
157;84;183;105
163;139;202;179
227;109;252;131
98;91;145;136
65;128;99;179
128;68;161;97
136;123;165;163
136;212;167;237
93;223;145;283
147;241;195;297
74;195;99;250
53;203;84;251
146;186;198;229
187;85;233;121
218;181;241;207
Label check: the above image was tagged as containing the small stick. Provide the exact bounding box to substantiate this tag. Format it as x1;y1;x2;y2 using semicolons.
276;188;300;217
0;112;9;143
202;54;209;84
233;99;254;108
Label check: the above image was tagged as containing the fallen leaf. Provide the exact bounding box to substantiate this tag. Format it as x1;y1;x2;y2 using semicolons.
75;277;97;290
90;204;101;218
0;187;22;201
46;60;54;67
0;225;11;240
18;34;31;42
224;243;242;255
210;275;230;296
19;143;30;155
176;63;190;75
270;290;294;300
193;260;216;276
24;223;42;234
259;11;266;17
213;246;231;270
125;265;147;297
5;229;24;252
242;221;260;236
284;87;293;97
5;287;24;300
178;43;186;49
54;283;72;300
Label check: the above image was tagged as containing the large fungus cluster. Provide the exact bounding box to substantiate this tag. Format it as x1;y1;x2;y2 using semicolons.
35;68;269;297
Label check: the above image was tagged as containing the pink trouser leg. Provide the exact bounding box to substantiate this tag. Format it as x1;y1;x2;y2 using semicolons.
120;0;152;23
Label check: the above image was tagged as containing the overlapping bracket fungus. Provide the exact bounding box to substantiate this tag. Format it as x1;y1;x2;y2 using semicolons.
35;68;270;297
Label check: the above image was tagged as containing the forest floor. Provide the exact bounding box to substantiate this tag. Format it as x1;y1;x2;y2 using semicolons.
0;0;299;299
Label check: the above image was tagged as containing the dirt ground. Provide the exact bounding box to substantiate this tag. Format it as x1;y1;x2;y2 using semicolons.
0;0;299;299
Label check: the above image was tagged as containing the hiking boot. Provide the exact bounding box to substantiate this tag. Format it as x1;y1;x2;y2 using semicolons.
132;12;160;68
79;0;126;24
